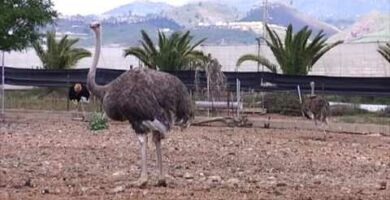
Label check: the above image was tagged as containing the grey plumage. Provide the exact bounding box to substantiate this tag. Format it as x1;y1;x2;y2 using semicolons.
86;22;193;187
302;95;330;125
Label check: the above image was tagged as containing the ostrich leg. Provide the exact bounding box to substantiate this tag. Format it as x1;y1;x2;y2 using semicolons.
80;103;86;121
133;134;149;187
153;131;167;187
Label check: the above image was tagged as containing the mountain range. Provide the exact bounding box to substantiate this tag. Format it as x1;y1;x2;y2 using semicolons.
53;0;389;47
240;3;339;36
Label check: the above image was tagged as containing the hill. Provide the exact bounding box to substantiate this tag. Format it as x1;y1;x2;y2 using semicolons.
328;11;390;43
240;3;340;36
291;0;389;28
102;0;173;16
162;2;241;27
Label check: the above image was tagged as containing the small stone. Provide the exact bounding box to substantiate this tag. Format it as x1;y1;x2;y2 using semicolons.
41;188;49;194
313;180;321;185
24;178;33;187
378;181;387;190
110;185;125;193
226;178;240;187
276;182;287;187
81;187;89;193
184;172;193;179
209;176;222;183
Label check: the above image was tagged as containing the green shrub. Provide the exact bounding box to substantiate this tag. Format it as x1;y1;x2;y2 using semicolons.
379;106;390;117
89;112;108;131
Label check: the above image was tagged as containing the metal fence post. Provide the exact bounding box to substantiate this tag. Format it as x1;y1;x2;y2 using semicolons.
1;51;5;115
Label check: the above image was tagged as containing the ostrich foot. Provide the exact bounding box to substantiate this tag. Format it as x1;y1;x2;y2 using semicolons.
130;177;148;188
156;178;167;187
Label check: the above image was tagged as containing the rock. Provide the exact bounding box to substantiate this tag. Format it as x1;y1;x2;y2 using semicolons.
226;178;240;187
41;188;50;194
110;185;125;193
111;170;127;181
112;170;126;177
378;181;387;190
184;172;193;180
313;180;321;185
81;187;89;193
276;182;287;187
209;176;222;183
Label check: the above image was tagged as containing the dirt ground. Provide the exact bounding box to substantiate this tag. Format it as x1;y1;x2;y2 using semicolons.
1;112;390;200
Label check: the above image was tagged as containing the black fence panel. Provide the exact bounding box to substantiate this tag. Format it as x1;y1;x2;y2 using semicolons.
1;67;390;96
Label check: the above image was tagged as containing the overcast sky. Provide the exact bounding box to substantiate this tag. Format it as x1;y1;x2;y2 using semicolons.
52;0;193;15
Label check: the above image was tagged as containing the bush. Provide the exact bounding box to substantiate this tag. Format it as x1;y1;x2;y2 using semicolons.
379;106;390;117
263;92;301;116
89;112;108;131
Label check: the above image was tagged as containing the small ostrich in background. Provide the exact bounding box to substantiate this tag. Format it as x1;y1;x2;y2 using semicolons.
68;83;90;120
300;82;330;140
87;22;193;187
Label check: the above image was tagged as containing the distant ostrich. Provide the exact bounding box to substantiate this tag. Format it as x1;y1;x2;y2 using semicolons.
68;83;90;120
87;22;193;187
300;82;330;139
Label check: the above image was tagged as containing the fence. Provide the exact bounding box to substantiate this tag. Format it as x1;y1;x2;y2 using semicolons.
2;67;390;96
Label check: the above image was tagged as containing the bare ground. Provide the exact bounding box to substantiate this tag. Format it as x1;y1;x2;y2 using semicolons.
1;112;390;200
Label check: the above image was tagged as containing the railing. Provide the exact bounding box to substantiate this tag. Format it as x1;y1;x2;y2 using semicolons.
1;67;390;96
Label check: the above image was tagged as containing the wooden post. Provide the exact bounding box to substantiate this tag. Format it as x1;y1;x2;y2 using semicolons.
227;91;231;116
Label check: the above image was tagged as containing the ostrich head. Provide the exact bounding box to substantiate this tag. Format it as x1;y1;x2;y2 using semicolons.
74;83;82;93
90;21;100;31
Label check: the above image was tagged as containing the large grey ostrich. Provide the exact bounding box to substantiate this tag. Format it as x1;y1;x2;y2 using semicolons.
87;22;193;187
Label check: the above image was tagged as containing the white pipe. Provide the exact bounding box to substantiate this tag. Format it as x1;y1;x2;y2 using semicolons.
297;85;302;104
236;78;241;117
195;101;243;109
310;81;315;96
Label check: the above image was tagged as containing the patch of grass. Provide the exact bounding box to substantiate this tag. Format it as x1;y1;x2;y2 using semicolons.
335;114;390;126
5;88;101;111
89;112;109;131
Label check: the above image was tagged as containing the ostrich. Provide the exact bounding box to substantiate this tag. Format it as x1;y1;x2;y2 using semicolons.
68;83;90;120
87;22;193;187
301;82;330;140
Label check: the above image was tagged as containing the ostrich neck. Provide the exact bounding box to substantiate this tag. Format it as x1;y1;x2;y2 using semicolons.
87;29;106;101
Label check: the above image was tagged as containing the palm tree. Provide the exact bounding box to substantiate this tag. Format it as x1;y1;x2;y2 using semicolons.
124;30;207;71
378;42;390;63
33;31;91;70
237;24;343;75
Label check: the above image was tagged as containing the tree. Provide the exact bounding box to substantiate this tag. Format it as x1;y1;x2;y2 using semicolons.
33;31;91;69
124;30;207;71
378;42;390;63
237;24;343;75
0;0;57;51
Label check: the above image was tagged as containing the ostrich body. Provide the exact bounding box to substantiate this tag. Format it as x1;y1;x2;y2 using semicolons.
69;83;90;120
302;95;330;139
302;95;330;125
87;22;193;187
69;83;90;103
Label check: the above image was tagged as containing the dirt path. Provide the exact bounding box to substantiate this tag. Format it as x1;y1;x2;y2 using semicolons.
1;112;390;199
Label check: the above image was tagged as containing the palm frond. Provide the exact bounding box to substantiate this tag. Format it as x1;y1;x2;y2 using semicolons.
378;43;390;63
236;54;278;73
